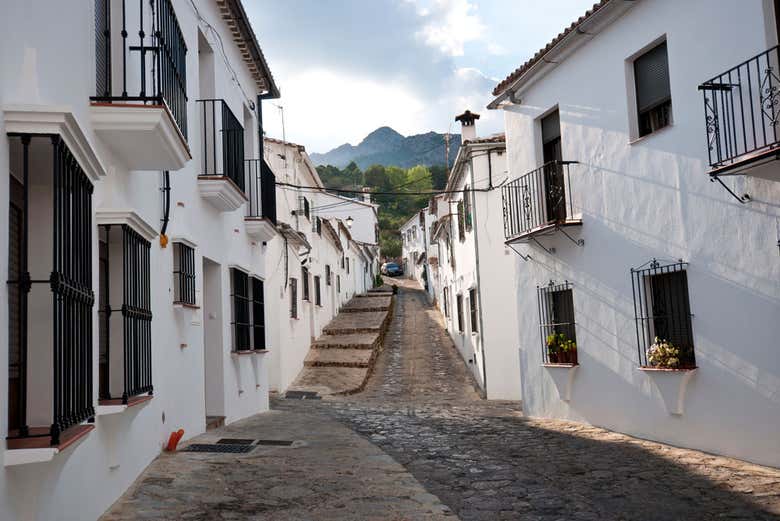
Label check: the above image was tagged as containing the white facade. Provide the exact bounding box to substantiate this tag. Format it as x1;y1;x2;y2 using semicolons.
491;0;780;467
0;2;378;520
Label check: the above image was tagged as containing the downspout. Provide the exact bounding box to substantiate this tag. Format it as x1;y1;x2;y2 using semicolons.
469;151;489;399
159;170;171;247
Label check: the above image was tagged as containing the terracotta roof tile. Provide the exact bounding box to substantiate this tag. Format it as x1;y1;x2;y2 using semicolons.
492;1;611;97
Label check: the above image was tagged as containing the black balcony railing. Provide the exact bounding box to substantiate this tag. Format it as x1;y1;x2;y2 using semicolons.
246;158;277;223
501;160;577;241
92;0;188;138
198;99;245;192
699;45;780;169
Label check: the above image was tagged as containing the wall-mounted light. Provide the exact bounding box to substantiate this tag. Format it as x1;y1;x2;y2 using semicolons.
346;216;354;229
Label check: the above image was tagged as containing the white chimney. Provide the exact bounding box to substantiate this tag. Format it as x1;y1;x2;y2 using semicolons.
361;187;372;203
455;110;480;142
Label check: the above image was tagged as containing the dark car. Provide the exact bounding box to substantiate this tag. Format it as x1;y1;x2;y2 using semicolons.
384;263;403;277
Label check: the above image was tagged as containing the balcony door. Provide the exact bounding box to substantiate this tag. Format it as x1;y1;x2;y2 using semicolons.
541;110;566;223
7;176;23;433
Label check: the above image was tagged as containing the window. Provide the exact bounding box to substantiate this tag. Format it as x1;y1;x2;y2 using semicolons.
346;257;350;274
173;242;196;306
230;269;252;351
456;294;464;333
337;274;341;293
300;196;310;220
538;281;577;364
302;267;310;301
315;217;322;235
634;41;671;137
457;201;465;241
252;277;266;350
341;255;345;269
325;264;332;286
290;278;298;318
469;288;479;333
631;260;695;368
541;109;566;223
443;287;450;317
314;275;322;306
463;187;472;232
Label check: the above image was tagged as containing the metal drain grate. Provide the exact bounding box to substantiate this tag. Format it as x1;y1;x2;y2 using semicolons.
285;390;320;400
184;443;255;454
256;440;294;446
216;438;255;445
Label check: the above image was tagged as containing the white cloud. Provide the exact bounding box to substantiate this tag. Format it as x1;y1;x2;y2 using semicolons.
416;0;485;57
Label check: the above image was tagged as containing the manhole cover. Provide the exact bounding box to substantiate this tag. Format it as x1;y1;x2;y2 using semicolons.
216;438;255;445
285;391;320;400
256;440;294;446
184;444;255;454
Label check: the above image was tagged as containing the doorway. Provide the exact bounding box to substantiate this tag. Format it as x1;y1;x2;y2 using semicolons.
202;257;225;425
541;109;565;223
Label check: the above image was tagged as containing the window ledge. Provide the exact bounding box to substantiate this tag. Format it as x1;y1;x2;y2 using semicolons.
542;363;579;401
173;301;200;310
230;350;256;357
639;366;697;415
97;394;153;415
253;349;270;355
628;123;674;145
5;424;94;466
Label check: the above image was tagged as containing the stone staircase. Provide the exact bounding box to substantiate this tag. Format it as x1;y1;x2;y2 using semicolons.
288;289;393;397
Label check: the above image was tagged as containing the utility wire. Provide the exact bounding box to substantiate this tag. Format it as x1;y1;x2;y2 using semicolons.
277;182;492;196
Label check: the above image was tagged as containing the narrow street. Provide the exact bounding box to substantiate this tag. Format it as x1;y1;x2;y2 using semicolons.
104;283;780;521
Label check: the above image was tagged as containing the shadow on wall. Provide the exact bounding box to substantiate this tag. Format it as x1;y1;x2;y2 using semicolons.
348;408;780;520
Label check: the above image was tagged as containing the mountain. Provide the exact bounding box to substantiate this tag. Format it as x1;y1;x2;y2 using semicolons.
311;127;461;169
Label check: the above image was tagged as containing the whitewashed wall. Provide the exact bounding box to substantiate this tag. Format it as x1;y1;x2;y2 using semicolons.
501;0;780;467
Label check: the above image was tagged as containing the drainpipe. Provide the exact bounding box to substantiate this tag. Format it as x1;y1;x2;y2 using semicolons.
469;150;489;399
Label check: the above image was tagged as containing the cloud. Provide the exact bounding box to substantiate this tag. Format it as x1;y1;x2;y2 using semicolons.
415;0;486;57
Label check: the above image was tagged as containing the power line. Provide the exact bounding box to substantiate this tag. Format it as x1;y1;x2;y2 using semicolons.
277;181;491;196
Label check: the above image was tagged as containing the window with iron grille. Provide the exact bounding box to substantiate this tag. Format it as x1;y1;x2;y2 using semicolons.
456;294;464;333
463;187;473;232
230;269;252;351
631;259;695;368
173;242;196;306
316;217;322;235
303;197;311;220
302;267;310;301
469;287;479;333
457;200;465;241
346;257;350;274
326;265;332;286
290;278;298;318
341;255;345;269
537;281;577;364
443;287;450;317
337;275;341;293
314;276;322;306
252;277;265;350
634;41;672;138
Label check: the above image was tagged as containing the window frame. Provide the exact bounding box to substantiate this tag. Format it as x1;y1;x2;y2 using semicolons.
537;281;578;365
251;276;266;350
629;38;673;140
290;278;298;319
230;268;252;352
469;287;479;334
456;293;464;333
172;241;196;306
302;266;310;301
314;275;322;306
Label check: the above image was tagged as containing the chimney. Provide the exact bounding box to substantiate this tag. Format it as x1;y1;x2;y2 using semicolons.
361;187;372;203
455;110;480;142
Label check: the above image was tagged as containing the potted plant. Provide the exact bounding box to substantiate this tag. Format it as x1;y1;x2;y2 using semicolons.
647;337;684;368
547;332;577;364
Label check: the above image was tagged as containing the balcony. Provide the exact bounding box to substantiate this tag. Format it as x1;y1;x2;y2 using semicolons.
501;160;581;245
90;0;190;171
196;99;247;212
698;46;780;180
244;159;278;241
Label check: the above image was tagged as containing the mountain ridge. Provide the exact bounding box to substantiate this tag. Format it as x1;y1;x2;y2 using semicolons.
311;127;461;169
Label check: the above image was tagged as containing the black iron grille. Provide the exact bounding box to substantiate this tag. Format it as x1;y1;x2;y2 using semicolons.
173;242;195;306
231;269;251;351
217;438;255;445
537;281;577;364
184;443;255;454
197;99;245;191
246;158;277;223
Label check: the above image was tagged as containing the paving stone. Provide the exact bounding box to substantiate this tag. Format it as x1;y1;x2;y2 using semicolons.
322;311;389;335
342;296;392;312
288;366;371;395
312;332;379;350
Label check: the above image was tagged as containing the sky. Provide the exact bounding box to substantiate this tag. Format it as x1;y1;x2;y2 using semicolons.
246;1;597;154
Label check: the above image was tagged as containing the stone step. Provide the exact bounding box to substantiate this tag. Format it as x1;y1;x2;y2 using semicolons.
304;348;373;368
288;366;371;396
358;290;393;297
342;296;392;313
323;311;389;335
312;332;380;350
205;415;225;431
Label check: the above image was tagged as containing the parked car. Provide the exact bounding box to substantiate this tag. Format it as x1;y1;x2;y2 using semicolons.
384;262;403;277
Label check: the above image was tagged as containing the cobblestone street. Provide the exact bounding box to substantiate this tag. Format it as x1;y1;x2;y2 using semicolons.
104;282;780;520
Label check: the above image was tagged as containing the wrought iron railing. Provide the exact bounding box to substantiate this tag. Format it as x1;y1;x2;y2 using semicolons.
698;45;780;168
246;158;277;223
501;160;577;240
6;135;95;445
631;259;696;368
198;99;245;191
92;0;188;138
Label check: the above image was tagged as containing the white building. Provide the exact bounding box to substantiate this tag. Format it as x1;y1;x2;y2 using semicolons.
489;0;780;467
416;111;521;400
0;1;378;520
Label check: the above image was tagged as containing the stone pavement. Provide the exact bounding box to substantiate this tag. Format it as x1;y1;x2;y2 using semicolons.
102;281;780;521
